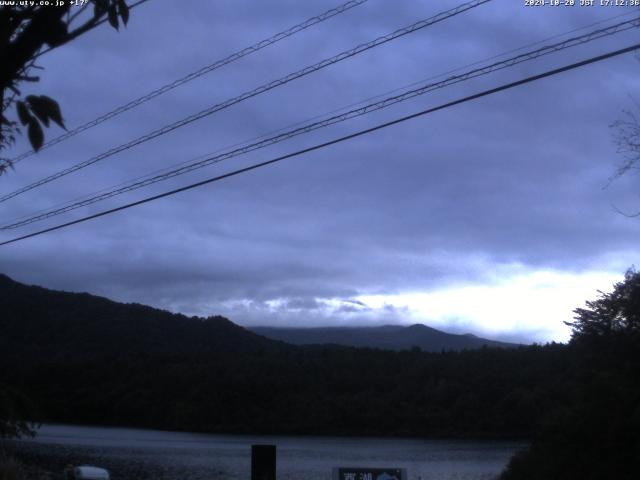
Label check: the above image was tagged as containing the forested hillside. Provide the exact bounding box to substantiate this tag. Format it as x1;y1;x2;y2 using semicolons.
0;274;282;359
1;273;556;437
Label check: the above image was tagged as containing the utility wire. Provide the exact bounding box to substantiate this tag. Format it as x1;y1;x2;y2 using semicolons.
22;6;630;226
0;0;492;204
4;15;639;230
9;3;635;212
4;15;635;228
1;41;638;247
4;0;369;165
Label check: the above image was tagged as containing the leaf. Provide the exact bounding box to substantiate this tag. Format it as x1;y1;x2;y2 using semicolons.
94;0;108;17
16;101;31;126
107;4;119;30
43;18;68;47
27;119;44;151
26;95;50;127
26;95;65;129
117;0;129;25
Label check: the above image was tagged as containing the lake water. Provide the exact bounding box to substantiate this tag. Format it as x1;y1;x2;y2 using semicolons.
6;424;526;480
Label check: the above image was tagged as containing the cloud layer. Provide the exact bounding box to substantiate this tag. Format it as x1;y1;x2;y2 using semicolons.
1;0;639;342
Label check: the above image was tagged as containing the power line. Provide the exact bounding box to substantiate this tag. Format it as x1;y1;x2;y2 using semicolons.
4;0;369;165
0;0;492;204
5;15;636;228
1;41;638;247
4;15;639;230
9;3;635;220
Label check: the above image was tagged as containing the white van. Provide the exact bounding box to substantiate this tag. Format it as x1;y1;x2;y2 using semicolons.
64;465;110;480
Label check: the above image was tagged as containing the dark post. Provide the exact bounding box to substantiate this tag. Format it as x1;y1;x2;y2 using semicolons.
251;444;276;480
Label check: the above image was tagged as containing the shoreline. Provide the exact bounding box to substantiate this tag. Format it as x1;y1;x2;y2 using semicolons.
17;421;532;443
2;424;525;480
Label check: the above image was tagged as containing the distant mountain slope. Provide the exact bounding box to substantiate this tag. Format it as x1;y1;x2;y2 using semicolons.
0;274;282;359
250;324;518;351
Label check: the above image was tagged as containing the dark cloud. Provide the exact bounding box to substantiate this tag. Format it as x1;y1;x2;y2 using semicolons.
1;0;639;342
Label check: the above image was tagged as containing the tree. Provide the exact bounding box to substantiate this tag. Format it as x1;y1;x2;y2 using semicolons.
566;267;640;339
502;270;640;480
611;100;640;181
608;96;640;216
0;0;133;174
0;384;37;439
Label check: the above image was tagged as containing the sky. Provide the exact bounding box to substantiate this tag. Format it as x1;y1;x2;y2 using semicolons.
1;0;640;343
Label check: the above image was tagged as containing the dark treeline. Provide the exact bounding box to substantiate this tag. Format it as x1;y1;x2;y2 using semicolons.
1;272;639;478
4;343;569;438
501;270;640;479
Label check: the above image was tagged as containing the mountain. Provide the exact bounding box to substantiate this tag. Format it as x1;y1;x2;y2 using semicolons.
0;273;516;358
0;273;566;440
250;324;518;351
0;273;282;359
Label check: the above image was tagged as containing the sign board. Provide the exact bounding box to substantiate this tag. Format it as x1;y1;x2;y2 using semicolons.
332;467;407;480
251;445;276;480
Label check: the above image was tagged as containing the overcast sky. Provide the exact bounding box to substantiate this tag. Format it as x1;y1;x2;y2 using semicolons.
2;0;640;343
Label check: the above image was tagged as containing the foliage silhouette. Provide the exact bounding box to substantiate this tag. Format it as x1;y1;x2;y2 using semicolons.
0;384;37;439
0;0;131;173
501;269;640;480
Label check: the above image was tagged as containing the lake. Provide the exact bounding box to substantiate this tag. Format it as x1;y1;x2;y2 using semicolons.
5;424;526;480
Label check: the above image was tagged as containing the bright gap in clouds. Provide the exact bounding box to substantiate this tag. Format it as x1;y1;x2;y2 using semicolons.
355;269;621;343
223;266;624;344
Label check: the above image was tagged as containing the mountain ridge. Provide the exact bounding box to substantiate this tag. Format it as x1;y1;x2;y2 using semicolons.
250;324;518;351
0;273;283;358
0;273;517;354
